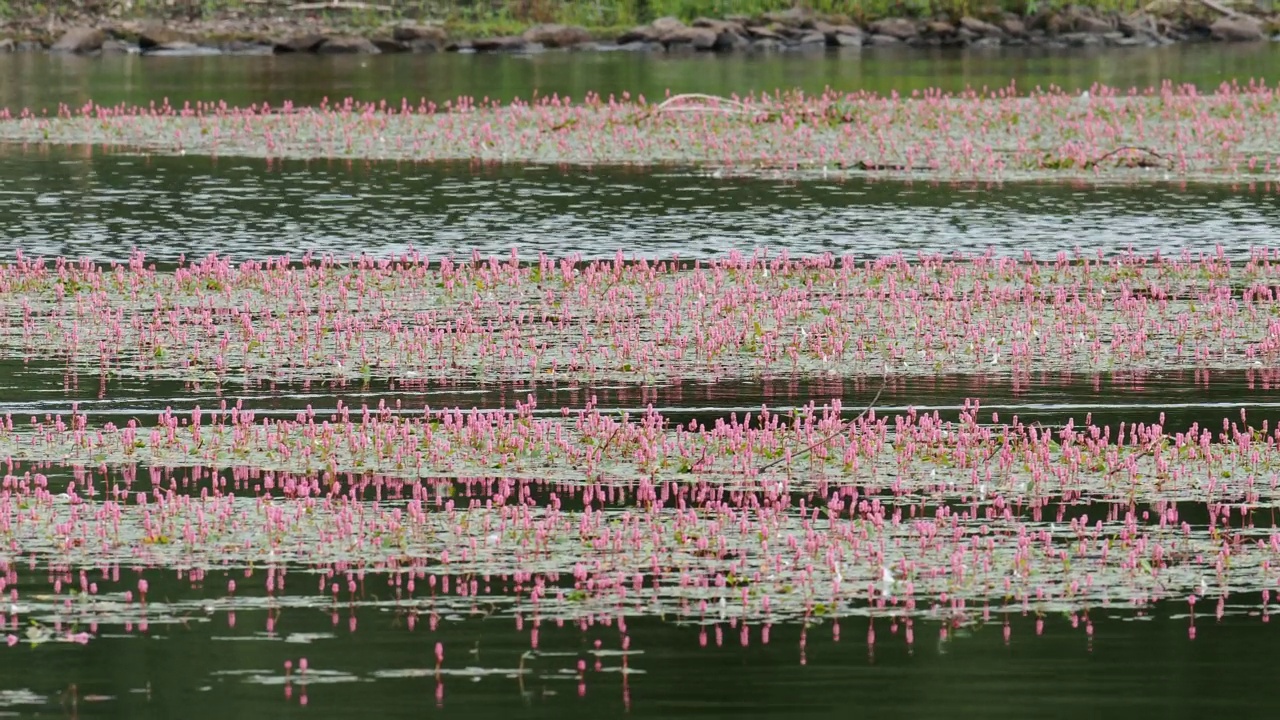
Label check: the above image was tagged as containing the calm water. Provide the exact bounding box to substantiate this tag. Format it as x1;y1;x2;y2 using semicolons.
1;43;1279;110
1;47;1280;718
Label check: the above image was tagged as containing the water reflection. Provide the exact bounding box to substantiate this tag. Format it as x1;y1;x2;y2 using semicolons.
4;361;1280;433
0;43;1278;111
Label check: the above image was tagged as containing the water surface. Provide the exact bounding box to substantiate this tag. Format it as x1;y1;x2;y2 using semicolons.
1;43;1278;111
2;147;1277;262
1;44;1279;720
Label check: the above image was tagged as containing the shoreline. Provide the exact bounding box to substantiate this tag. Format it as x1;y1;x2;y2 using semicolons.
0;5;1277;57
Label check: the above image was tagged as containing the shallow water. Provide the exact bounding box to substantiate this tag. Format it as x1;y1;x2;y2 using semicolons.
1;147;1279;262
2;46;1280;719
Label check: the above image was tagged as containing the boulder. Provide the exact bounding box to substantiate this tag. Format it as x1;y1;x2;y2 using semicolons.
867;33;904;46
522;23;592;48
796;31;826;45
711;29;750;51
748;38;785;52
471;36;526;52
617;25;658;44
51;27;106;54
746;24;786;40
651;16;686;34
1070;9;1114;34
869;18;918;41
660;26;718;50
371;37;409;53
692;17;746;34
137;27;194;50
1118;12;1155;36
762;7;814;27
832;30;863;47
0;38;15;53
999;17;1027;37
960;16;1004;36
1210;16;1266;41
316;35;381;54
144;42;222;57
925;21;957;37
393;24;447;51
223;41;274;55
274;34;327;53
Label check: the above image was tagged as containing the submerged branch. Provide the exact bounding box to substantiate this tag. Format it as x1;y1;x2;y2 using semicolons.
757;375;888;475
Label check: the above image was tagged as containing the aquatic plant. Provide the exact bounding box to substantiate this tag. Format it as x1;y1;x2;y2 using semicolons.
2;249;1280;386
1;82;1277;181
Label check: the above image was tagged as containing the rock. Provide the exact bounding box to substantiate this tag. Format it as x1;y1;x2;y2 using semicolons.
371;37;409;53
1061;32;1105;47
1118;12;1155;36
925;21;957;37
796;31;826;45
144;42;222;57
746;24;786;40
1210;16;1266;42
393;25;447;51
471;36;526;52
832;31;863;47
660;26;718;50
748;38;785;52
223;41;274;55
522;23;592;48
51;27;106;54
1000;15;1027;36
617;25;658;44
823;24;863;44
651;17;686;34
762;7;814;27
712;30;749;51
274;35;326;53
693;17;745;33
137;27;193;50
867;33;904;46
0;38;14;53
694;18;749;49
316;35;381;54
1070;9;1114;34
960;16;1004;36
617;40;663;52
869;18;918;41
101;39;132;54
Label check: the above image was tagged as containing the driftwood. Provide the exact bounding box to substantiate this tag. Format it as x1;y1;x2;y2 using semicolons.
1084;145;1174;169
289;1;393;12
1144;0;1247;15
757;376;888;474
1197;0;1243;16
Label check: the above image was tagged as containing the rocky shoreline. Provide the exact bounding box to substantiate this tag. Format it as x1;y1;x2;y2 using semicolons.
0;6;1277;57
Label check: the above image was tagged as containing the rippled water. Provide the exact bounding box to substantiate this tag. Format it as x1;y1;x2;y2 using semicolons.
2;147;1279;262
3;49;1280;720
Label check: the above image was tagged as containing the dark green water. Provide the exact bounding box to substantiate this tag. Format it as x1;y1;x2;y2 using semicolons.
1;47;1280;718
0;43;1278;111
3;592;1271;719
